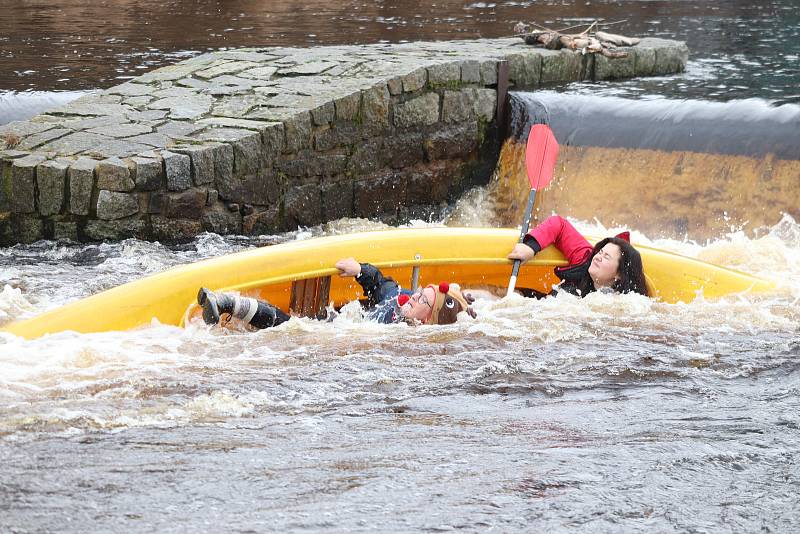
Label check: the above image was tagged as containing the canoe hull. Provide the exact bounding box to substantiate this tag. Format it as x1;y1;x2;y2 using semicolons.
2;228;775;339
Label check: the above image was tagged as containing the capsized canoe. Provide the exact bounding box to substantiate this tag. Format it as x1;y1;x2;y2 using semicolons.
1;228;775;339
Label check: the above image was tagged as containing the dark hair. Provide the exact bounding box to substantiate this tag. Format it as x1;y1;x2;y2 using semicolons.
576;237;649;297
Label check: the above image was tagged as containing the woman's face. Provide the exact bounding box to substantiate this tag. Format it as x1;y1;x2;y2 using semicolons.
400;286;436;323
588;243;622;288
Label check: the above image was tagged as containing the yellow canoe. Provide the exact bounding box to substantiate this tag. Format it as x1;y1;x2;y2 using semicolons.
2;228;775;339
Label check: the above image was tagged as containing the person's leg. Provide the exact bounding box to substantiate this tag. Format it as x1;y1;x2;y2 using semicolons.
197;288;290;329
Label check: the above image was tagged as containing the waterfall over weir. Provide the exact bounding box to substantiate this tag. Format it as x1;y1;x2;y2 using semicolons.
490;92;800;240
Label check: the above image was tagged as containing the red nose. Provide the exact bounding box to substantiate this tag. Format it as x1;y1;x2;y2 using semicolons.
397;294;410;306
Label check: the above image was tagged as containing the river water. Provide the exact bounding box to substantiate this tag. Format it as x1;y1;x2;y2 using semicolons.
2;0;800;532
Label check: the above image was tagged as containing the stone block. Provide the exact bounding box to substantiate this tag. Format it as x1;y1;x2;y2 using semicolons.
468;88;497;122
393;93;440;129
387;77;403;96
68;157;96;215
347;140;386;176
278;150;349;178
593;52;635;81
541;49;582;83
633;46;657;76
11;154;46;214
164;189;207;219
162;150;192;191
219;168;282;206
321;179;354;220
361;84;390;131
284;112;312;153
206;188;218;206
425;122;480;161
507;53;541;88
335;92;361;121
147;192;165;214
54;221;79;242
201;207;242;235
212;143;234;193
402;68;427;93
96;157;134;192
261;122;284;162
284;183;323;227
0;160;10;213
84;219;148;241
130;156;164;191
97;190;140;220
173;145;215;185
36;159;69;216
461;60;481;84
314;121;362;151
151;217;203;242
427;63;461;86
354;169;406;218
654;43;689;75
13;215;44;244
384;133;425;169
480;60;499;86
442;90;473;123
310;101;335;126
243;207;281;235
405;161;458;204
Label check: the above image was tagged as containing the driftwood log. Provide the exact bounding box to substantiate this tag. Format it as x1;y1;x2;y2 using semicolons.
513;21;640;58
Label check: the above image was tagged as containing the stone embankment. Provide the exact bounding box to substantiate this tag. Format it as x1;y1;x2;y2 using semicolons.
0;37;688;243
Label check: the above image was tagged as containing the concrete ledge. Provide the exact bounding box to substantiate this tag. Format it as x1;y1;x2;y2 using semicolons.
0;37;688;243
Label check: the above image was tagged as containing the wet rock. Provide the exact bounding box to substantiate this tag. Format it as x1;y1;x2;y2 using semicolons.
442;90;473;123
425;122;480;161
172;145;215;186
96;190;140;220
427;63;461;86
36;159;69;216
507;53;541;88
334;92;361;121
85;219;147;241
243;207;281;235
467;88;497;122
96;157;134;192
361;84;390;131
201;206;242;235
394;93;440;128
285;183;323;227
540;49;582;83
162;150;192;191
130;156;164;191
321;179;354;221
68;157;97;215
10;154;46;213
164;189;207;219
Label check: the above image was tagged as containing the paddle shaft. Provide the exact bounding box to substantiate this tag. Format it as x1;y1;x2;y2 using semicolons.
506;187;537;296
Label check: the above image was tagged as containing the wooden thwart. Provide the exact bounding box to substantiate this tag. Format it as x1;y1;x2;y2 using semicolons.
290;276;332;318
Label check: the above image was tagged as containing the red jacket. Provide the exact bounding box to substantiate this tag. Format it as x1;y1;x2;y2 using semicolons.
525;215;593;267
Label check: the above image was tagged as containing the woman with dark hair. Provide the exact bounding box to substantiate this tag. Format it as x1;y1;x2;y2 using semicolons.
507;215;650;297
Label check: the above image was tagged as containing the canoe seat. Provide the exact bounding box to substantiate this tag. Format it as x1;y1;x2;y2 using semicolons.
290;276;332;319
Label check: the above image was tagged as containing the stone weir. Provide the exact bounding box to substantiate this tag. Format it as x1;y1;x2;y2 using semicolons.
0;37;687;244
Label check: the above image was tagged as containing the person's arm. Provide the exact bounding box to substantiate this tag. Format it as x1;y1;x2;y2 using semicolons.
335;258;399;307
511;215;593;266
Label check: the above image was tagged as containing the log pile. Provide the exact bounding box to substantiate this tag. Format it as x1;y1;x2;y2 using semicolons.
513;21;640;58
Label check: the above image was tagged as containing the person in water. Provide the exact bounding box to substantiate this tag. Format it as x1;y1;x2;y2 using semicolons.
507;215;650;297
197;257;477;329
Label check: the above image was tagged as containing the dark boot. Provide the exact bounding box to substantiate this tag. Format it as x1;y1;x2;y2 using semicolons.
197;287;235;325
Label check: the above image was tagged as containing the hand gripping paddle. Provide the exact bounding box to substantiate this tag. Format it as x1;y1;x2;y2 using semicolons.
506;124;560;296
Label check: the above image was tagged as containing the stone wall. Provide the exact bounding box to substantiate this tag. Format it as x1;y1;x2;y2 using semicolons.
0;37;688;244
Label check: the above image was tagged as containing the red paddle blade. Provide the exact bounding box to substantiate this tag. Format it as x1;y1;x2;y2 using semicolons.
524;124;559;191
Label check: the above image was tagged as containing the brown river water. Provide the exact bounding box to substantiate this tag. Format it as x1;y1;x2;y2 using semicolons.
2;0;800;532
